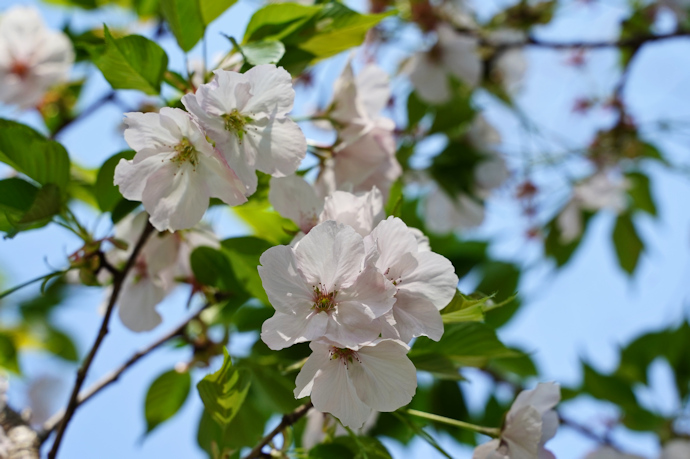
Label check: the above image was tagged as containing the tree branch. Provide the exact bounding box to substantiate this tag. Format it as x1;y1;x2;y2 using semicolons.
46;220;155;459
0;404;40;459
519;31;690;50
49;91;116;140
243;402;313;459
40;301;211;440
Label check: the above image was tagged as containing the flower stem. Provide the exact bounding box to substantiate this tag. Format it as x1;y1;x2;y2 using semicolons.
405;409;501;437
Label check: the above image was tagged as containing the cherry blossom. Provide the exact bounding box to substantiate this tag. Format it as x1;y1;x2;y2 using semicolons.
425;186;486;234
408;24;482;104
473;382;561;459
294;339;417;429
557;172;630;243
106;212;219;332
317;61;401;197
0;6;74;108
258;221;396;350
302;409;378;450
114;107;247;232
269;175;385;237
365;217;458;342
487;30;528;93
182;65;306;195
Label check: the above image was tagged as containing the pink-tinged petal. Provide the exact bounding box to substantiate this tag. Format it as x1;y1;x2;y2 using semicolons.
260;310;328;350
661;440;690;459
244;117;306;177
199;154;248;206
113;155;169;202
325;301;381;348
349;339;417;412
408;53;451;104
557;200;583;244
269;175;323;233
539;410;559;444
425;189;485;233
472;440;502;459
207;70;251;112
117;274;166;332
389;295;444;342
438;25;482;87
338;262;396;318
395;251;458;310
320;187;385;237
141;162;209;231
294;221;365;290
355;64;391;119
258;245;314;313
142;232;180;278
242;64;295;116
329;61;362;124
294;341;332;399
502;405;543;459
333;122;396;189
369;217;418;272
123;112;180;157
309;351;372;429
510;382;561;419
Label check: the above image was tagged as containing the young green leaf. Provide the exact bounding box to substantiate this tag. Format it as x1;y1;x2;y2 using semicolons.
92;26;169;95
161;0;237;52
197;348;251;427
612;213;643;275
95;150;135;212
144;369;192;433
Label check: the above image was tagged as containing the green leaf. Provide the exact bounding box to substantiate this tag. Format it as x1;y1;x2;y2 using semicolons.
190;247;250;309
44;327;79;361
582;363;637;409
111;198;140;224
441;292;489;324
197;395;268;455
626;172;656;216
161;0;237;52
221;237;273;305
406;91;429;129
0;333;20;373
309;444;354;459
2;183;63;236
385;180;403;218
410;323;520;374
0;119;71;190
241;40;286;65
197;348;251;427
95;150;135;212
92;26;168;95
144;369;191;433
612;213;643;275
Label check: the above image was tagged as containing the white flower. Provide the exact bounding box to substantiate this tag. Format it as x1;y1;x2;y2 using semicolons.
182;65;306;195
258;221;396;350
107;212;219;332
317;61;401;197
466;115;509;195
114;107;248;232
0;6;73;108
294;339;417;429
486;29;528;93
557;172;630;244
584;447;645;459
269;175;385;237
425;186;485;234
661;440;690;459
474;382;561;459
365;217;458;342
408;24;482;104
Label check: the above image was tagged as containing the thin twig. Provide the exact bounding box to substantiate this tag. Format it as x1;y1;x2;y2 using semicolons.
50;91;116;140
46;221;155;459
40;301;211;440
477;31;690;51
242;402;313;459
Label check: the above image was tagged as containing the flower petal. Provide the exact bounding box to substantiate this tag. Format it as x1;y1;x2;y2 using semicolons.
258;245;314;313
389;295;444;342
269;175;323;233
118;274;166;332
261;310;329;350
349;339;417;412
242;64;295;116
243;116;306;177
294;341;332;399
395;251;458;310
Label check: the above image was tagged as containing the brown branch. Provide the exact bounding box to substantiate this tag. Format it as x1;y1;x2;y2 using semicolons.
40;301;211;440
49;91;116;140
520;31;690;50
243;402;313;459
46;220;155;459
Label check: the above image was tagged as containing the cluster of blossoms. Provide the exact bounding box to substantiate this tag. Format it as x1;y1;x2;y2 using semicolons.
313;60;402;198
0;6;74;108
258;191;459;427
114;64;307;232
103;212;218;332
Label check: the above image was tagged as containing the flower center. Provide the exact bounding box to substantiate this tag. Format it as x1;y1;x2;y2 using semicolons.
383;267;402;286
10;60;30;79
329;347;360;367
171;137;199;168
222;109;253;140
312;284;337;313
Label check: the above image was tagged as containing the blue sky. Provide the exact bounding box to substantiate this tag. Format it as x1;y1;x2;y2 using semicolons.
1;0;690;458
